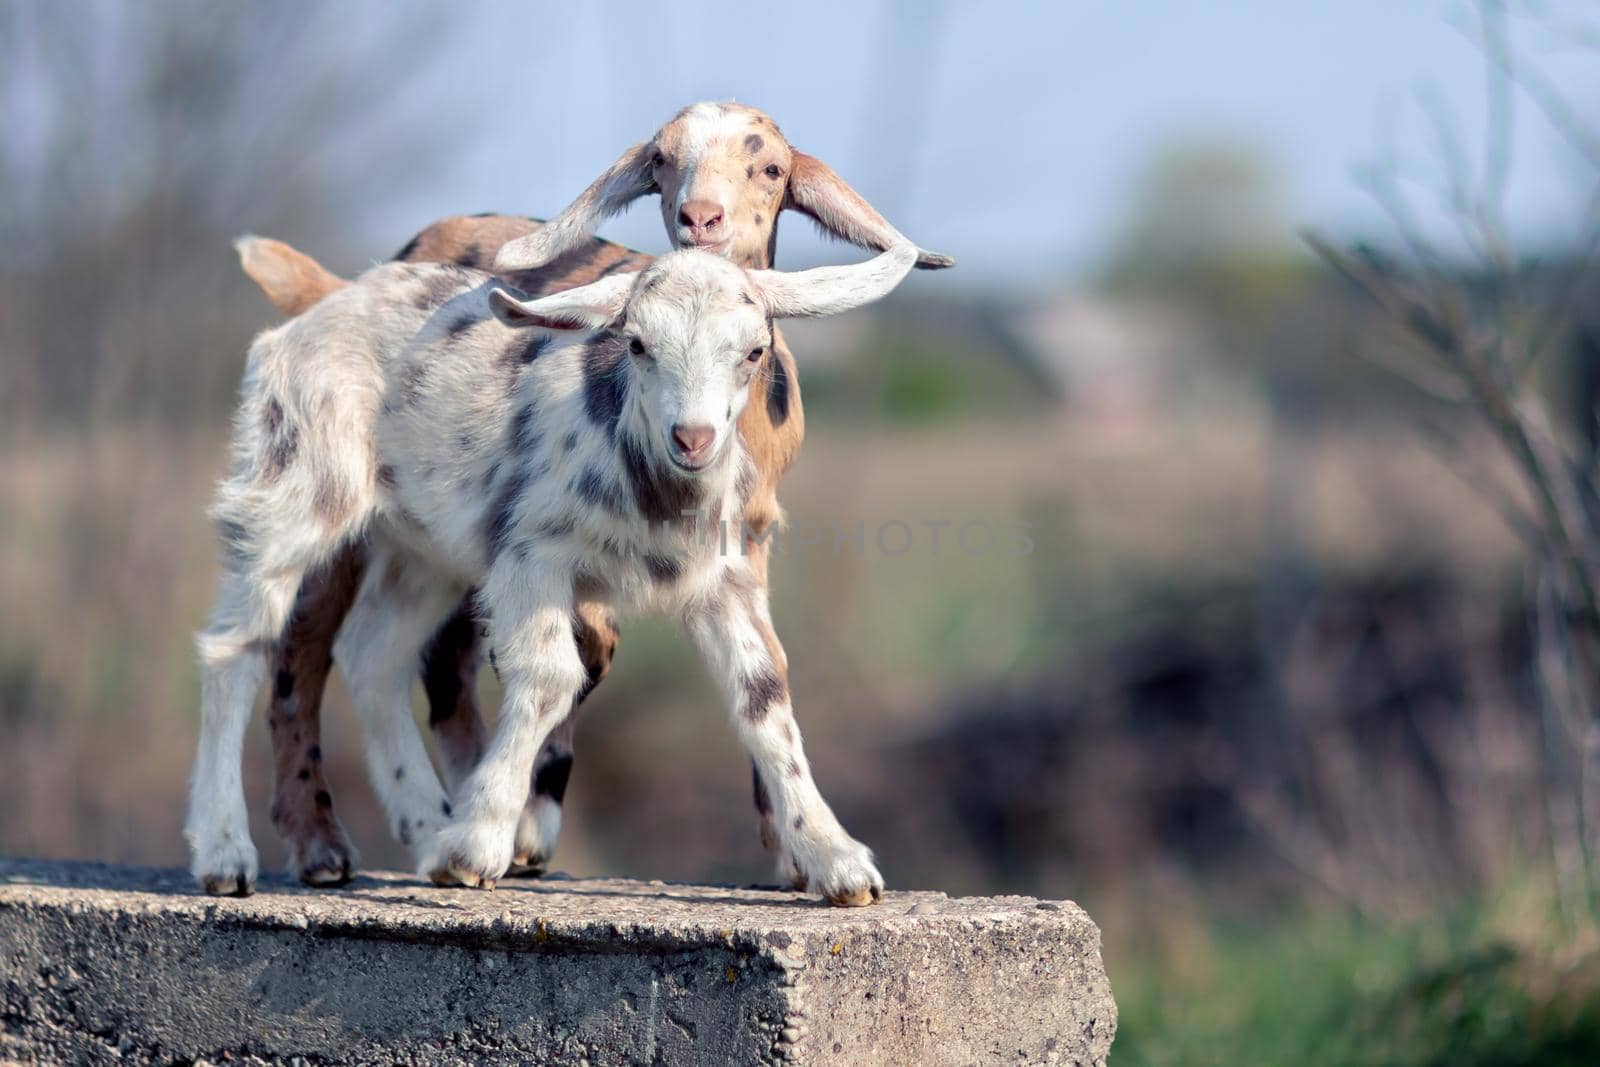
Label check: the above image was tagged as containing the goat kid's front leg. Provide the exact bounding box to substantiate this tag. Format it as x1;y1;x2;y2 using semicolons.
508;601;617;875
422;562;584;889
687;580;883;907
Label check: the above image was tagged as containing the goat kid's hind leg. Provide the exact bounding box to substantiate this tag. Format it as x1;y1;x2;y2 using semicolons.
333;544;461;868
189;522;348;895
687;580;883;907
267;547;367;887
423;558;585;889
508;601;617;876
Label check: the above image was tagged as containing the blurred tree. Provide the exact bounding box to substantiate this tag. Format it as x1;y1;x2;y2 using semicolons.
0;1;455;428
1308;0;1600;927
1101;140;1306;324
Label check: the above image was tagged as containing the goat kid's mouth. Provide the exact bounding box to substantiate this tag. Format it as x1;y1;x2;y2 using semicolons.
677;233;732;257
667;444;718;473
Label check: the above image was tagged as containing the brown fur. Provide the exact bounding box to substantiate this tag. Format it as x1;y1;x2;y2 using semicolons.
237;236;346;317
264;544;365;884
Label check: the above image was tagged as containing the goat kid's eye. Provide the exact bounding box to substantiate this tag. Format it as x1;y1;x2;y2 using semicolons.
764;164;782;179
747;347;765;362
652;151;666;168
629;338;646;356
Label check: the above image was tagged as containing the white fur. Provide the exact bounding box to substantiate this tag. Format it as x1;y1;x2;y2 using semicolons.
187;245;914;898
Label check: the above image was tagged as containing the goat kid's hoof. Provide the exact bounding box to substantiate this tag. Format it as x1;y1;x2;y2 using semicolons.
509;799;561;878
201;870;256;897
296;850;355;888
428;859;496;891
506;855;549;878
421;823;511;890
189;836;259;897
291;831;357;888
824;883;884;908
802;838;884;907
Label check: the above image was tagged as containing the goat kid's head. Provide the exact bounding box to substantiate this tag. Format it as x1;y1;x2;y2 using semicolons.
495;101;953;275
490;243;917;472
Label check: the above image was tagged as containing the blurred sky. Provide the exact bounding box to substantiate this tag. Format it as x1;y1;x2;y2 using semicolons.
346;0;1600;288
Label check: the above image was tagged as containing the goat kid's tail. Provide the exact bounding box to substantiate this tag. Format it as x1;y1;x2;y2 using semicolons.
235;235;348;317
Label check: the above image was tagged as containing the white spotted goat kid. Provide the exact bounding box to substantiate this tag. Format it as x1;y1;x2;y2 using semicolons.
186;243;917;905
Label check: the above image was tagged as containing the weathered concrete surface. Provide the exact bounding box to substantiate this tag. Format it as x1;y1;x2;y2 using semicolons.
0;859;1114;1066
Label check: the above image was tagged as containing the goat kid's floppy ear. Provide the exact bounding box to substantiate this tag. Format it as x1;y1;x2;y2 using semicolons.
488;272;637;331
783;150;955;271
751;242;917;320
494;141;658;273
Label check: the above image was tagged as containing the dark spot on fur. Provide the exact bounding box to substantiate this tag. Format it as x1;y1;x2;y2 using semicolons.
510;402;539;454
753;213;763;226
395;766;405;781
642;553;682;583
422;609;478;727
398;817;412;845
752;765;773;815
765;350;791;426
793;815;804;830
274;670;294;700
392;233;423;261
742;670;787;722
620;431;701;524
315;790;333;809
535;515;576;539
308;745;322;761
264;398;284;433
413;271;466;311
483;464;531;561
535;753;575;802
459;242;484;269
573;567;609;599
745;134;764;154
377;464;398;490
442;799;454;817
786;759;802;779
296;768;310;782
262;421;299;482
457;431;475;453
573;467;629;517
740;291;756;306
582;336;629;434
563;430;579;453
216;518;255;570
519;333;554;365
746;164;756;179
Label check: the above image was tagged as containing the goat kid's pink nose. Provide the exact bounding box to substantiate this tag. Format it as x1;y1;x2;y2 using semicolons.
672;423;715;456
678;199;724;235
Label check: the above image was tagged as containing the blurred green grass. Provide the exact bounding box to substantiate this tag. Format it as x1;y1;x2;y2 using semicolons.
1113;891;1600;1067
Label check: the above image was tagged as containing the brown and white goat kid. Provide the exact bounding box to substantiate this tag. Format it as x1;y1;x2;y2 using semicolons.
236;100;952;889
188;243;917;905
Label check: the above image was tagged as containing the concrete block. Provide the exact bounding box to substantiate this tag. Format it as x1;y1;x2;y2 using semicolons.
0;859;1114;1065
